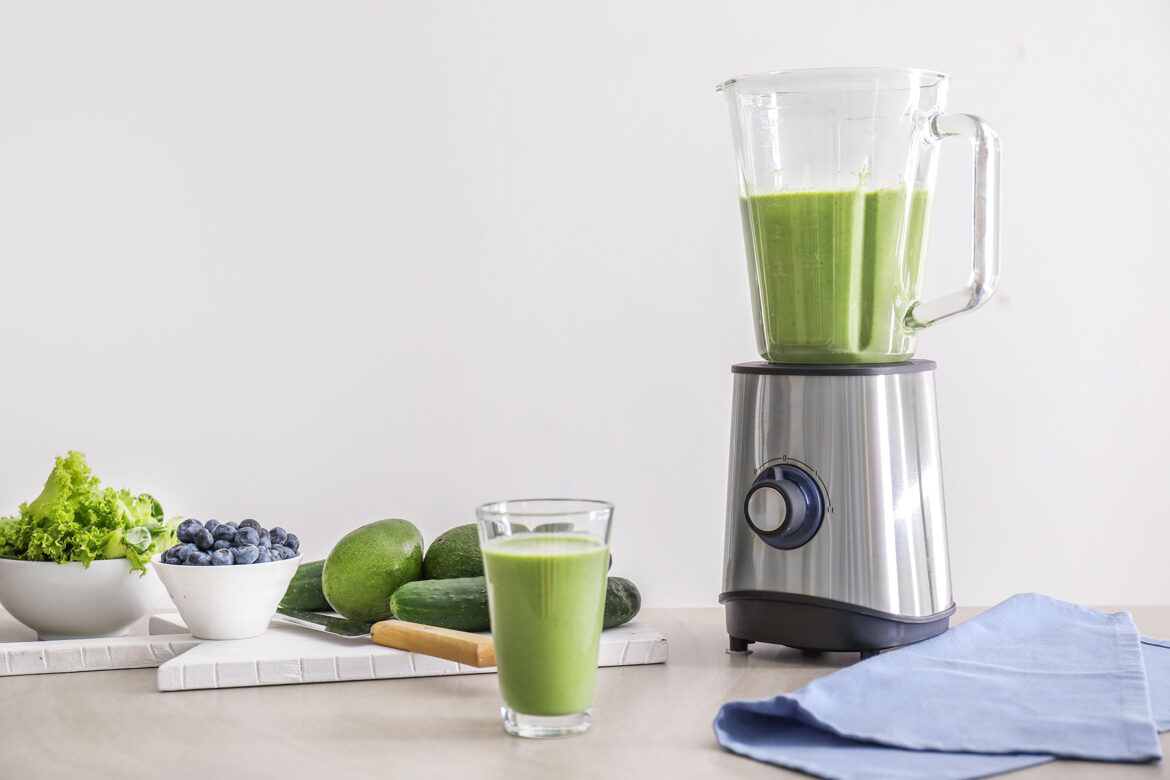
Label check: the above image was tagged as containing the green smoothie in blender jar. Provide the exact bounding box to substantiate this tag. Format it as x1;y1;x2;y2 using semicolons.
740;188;932;363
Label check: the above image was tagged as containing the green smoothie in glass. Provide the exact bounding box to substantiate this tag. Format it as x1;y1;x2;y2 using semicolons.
740;187;932;363
483;533;609;717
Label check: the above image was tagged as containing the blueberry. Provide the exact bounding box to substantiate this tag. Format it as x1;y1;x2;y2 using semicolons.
284;533;299;553
257;530;271;548
255;546;273;564
270;545;289;560
233;544;259;565
234;527;259;547
194;528;215;551
177;542;198;560
270;527;287;546
176;519;202;543
162;546;182;564
222;521;238;533
184;549;212;566
212;538;233;551
212;524;236;543
204;519;220;532
239;519;262;531
211;548;234;566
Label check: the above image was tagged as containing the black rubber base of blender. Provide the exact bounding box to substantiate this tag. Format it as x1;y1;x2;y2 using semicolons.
720;590;955;657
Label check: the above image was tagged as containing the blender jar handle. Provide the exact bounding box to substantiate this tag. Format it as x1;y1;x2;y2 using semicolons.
906;112;1002;330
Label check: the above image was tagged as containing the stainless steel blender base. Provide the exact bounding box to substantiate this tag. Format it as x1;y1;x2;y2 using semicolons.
722;361;954;654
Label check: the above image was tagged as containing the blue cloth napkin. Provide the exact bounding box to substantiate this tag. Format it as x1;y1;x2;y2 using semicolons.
714;593;1170;780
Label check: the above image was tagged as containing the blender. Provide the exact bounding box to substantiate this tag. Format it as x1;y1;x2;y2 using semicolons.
716;68;1000;656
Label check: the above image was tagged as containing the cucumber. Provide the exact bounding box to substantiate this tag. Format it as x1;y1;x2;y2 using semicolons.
280;559;330;611
602;576;640;629
389;575;641;632
390;576;490;631
531;522;574;533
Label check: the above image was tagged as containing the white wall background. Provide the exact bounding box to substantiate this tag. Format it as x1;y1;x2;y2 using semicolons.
1;1;1167;608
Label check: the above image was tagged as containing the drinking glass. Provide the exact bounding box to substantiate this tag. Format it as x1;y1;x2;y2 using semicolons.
476;499;614;738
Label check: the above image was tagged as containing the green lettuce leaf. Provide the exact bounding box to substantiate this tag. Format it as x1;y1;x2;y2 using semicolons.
0;451;177;575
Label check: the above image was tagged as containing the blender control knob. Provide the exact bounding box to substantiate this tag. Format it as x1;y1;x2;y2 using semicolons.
744;464;825;550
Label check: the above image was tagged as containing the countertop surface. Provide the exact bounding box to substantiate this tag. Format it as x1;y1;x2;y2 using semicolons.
4;605;1170;779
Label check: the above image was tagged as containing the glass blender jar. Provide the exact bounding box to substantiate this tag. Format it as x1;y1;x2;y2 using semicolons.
719;67;1000;363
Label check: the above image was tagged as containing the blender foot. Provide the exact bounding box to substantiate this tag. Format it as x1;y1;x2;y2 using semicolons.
727;636;753;654
859;649;882;661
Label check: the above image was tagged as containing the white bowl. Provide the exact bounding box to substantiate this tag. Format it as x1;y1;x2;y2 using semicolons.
152;554;302;640
0;557;167;640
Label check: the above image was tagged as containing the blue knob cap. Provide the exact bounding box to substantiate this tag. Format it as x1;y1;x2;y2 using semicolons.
744;464;825;550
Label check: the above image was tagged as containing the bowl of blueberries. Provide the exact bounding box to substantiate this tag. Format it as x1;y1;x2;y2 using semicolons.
152;519;302;640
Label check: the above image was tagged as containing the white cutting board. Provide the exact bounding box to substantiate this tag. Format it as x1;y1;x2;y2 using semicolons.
153;614;668;692
0;632;199;676
0;610;199;677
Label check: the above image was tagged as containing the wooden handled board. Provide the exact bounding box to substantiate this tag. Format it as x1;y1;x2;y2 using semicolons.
371;620;495;668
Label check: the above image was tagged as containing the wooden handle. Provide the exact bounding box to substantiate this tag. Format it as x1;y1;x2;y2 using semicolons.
371;620;496;668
